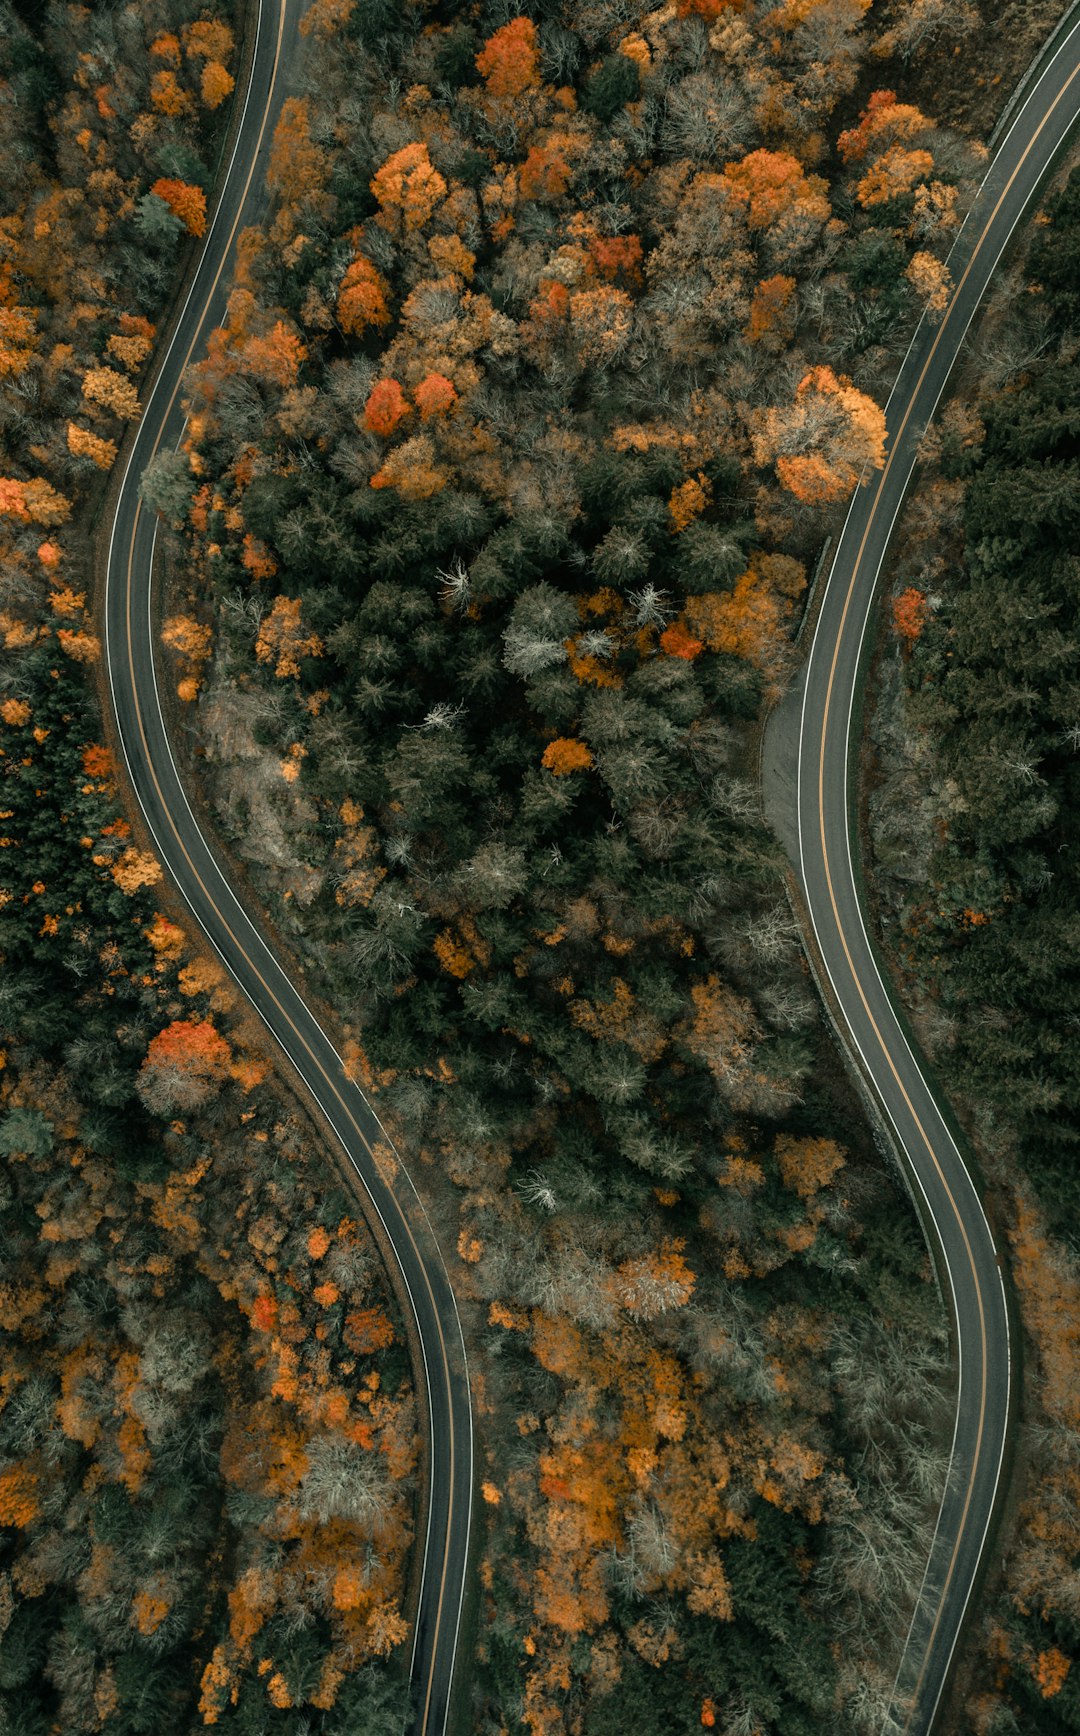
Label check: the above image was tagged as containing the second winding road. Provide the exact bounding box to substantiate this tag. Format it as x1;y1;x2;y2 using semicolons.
793;8;1080;1731
100;1;1080;1732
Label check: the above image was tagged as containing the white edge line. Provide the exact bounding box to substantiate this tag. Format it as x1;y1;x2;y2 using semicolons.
102;2;1080;1727
100;2;474;1726
790;16;1080;1720
140;512;474;1723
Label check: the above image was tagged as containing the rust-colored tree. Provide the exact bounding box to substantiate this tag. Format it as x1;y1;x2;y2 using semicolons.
754;366;886;503
414;373;458;420
541;738;593;775
267;98;327;210
722;150;830;232
364;379;410;437
137;1018;232;1114
475;18;540;100
774;1133;846;1199
747;275;797;347
370;143;447;233
337;250;392;336
892;587;928;644
255;596;324;678
150;177;207;237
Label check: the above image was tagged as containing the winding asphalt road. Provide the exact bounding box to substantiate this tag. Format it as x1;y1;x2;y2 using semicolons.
100;0;1080;1730
793;9;1080;1732
102;6;473;1734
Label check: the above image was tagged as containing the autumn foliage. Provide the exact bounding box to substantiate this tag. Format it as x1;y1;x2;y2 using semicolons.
755;366;888;503
337;251;392;336
414;373;458;420
138;1017;232;1113
541;737;593;775
838;89;934;164
135;1;991;1727
364;378;410;437
892;586;929;643
475;17;540;100
722;149;830;231
659;621;704;661
255;596;324;678
267;97;327;211
150;176;207;237
370;142;447;232
747;275;797;346
0;585;414;1726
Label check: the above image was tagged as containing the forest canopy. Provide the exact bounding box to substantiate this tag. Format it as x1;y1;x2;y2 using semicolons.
870;159;1080;1736
0;7;416;1732
140;1;987;1731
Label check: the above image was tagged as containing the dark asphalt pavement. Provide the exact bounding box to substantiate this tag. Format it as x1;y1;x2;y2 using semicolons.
794;13;1080;1731
102;7;474;1733
101;0;1080;1728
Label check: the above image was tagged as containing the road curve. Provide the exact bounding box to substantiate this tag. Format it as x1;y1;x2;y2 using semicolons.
102;6;473;1733
796;12;1080;1733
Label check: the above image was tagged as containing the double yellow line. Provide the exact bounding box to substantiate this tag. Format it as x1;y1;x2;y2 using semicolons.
106;4;469;1729
812;37;1080;1730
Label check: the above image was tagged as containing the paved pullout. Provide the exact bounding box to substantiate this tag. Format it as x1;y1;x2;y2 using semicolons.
102;6;473;1733
790;12;1080;1732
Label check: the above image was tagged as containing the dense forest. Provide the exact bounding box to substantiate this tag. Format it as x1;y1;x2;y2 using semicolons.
0;675;417;1734
0;636;417;1734
870;163;1080;1733
0;6;416;1731
3;0;1070;1730
140;2;1003;1731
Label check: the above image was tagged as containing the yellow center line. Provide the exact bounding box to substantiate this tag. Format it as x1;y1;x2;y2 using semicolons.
113;4;463;1729
814;48;1080;1729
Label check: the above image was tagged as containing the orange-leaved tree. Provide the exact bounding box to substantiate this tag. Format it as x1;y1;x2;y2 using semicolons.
82;366;141;420
685;552;806;684
676;0;743;16
838;89;933;163
660;621;704;661
255;596;324;679
0;267;38;378
67;424;117;470
1034;1649;1071;1699
201;60;234;109
0;1463;39;1528
364;379;410;437
267;97;327;209
183;18;234;63
370;143;447;233
746;275;797;347
541;738;593;775
519;144;573;204
337;250;392;336
475;17;540;99
722;150;830;232
150;177;207;237
137;1018;232;1114
369;436;447;501
906;251;951;315
774;1133;846;1199
0;476;71;525
892;586;928;644
344;1306;395;1356
856;146;934;208
753;366;886;504
240;320;306;389
413;373;457;420
668;475;711;533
